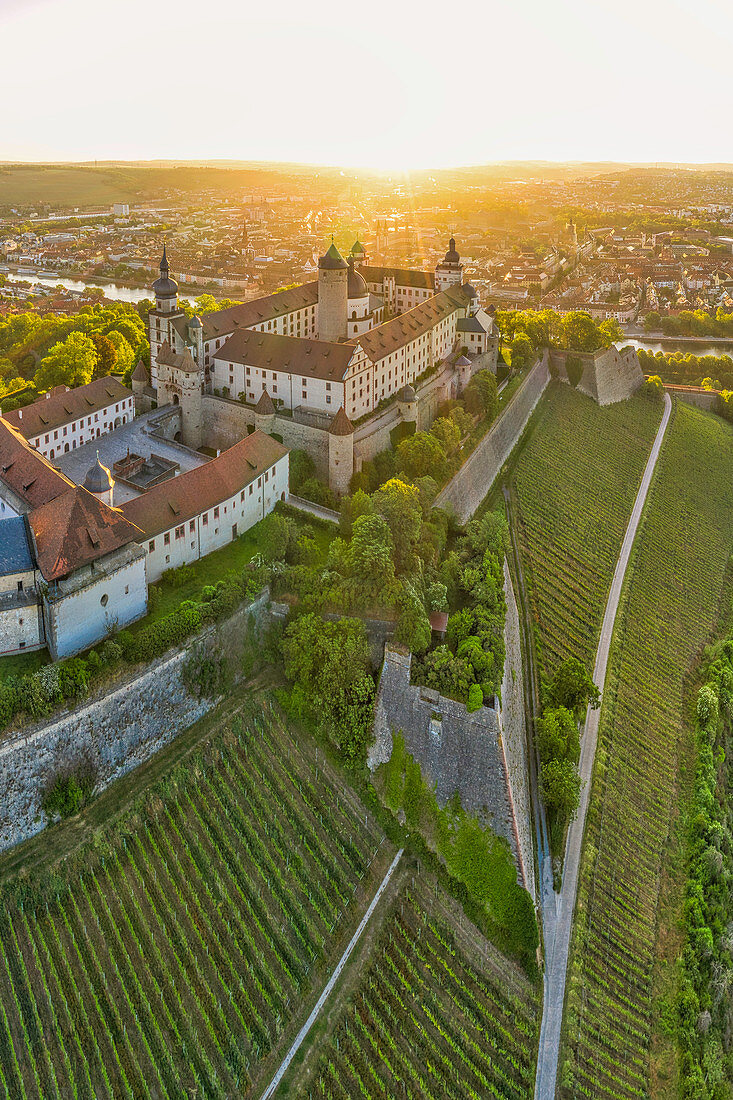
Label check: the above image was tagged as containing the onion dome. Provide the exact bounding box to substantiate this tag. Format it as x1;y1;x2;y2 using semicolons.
443;237;460;264
397;384;416;402
152;243;178;299
347;257;368;299
187;314;203;330
83;451;114;494
318;241;348;270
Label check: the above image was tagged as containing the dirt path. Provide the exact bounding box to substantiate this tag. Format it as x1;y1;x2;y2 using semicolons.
533;392;672;1099
259;848;404;1100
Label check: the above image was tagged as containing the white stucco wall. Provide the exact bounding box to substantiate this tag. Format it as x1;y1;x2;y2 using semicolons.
47;554;148;659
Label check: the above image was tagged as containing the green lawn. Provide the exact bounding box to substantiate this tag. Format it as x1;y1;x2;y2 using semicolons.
0;647;48;682
560;402;733;1100
132;506;335;629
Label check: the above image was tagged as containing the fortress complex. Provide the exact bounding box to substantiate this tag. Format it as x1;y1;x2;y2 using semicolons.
140;238;499;491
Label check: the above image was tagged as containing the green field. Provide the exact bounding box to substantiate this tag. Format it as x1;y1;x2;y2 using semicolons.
560;402;733;1099
0;697;389;1099
511;383;662;678
295;880;539;1100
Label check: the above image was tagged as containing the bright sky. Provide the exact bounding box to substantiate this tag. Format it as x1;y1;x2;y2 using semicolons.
1;0;731;169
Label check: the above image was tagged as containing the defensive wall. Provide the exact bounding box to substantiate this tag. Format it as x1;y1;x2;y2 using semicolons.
0;588;271;854
368;557;534;895
434;353;551;524
660;383;721;412
550;345;644;406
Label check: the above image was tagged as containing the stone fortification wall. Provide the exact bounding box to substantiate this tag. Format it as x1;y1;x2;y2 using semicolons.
434;354;551;524
500;560;535;899
550;346;644;406
202;395;331;478
663;387;721;412
0;590;271;855
369;636;532;893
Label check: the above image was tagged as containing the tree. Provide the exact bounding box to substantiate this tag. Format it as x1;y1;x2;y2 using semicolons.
372;479;422;574
430;416;461;457
546;657;600;720
561;311;603;353
281;614;375;762
643;310;661;332
35;332;98;390
339;488;373;539
105;330;135;374
396;430;448;481
394;585;432;655
344;514;395;608
541;758;581;821
597;318;623;346
258;513;293;561
510;332;535;370
91;333;117;379
536;706;580;765
289;449;316;494
463;368;499;420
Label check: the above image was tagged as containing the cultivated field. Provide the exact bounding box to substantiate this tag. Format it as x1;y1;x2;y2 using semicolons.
295;878;539;1099
560;402;733;1098
511;384;662;677
0;697;389;1099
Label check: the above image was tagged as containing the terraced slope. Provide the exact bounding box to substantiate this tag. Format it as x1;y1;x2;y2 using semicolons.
560;402;733;1099
296;879;539;1100
512;384;662;677
0;699;388;1100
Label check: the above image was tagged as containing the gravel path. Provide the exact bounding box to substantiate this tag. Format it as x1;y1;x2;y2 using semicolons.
533;392;672;1099
259;848;404;1100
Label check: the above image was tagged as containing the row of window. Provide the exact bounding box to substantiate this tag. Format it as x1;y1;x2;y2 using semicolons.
147;472;277;555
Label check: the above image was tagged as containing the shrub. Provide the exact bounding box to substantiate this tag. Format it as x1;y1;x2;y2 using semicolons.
42;758;97;820
467;683;483;711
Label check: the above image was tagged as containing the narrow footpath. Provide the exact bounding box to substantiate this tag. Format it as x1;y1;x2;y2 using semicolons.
259;848;404;1100
533;392;672;1099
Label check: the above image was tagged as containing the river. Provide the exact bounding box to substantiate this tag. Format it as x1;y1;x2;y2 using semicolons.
3;271;152;304
619;337;733;358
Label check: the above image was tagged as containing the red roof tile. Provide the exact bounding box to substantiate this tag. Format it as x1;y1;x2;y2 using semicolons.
28;486;143;581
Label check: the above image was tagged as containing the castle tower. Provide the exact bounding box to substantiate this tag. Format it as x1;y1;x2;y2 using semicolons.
435;238;463;292
350;240;367;268
149;245;185;391
328;406;354;496
318;241;348;343
152;244;179;315
83;452;114;508
131;359;149;413
396;384;418;424
254;388;276;434
156;343;202;450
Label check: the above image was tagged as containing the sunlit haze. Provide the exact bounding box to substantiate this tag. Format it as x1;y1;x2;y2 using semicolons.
1;0;731;167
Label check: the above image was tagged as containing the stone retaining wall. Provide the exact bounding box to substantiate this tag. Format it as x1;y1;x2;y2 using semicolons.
434;354;550;523
0;589;271;854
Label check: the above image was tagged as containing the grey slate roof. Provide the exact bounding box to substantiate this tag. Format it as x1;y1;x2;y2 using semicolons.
0;516;35;576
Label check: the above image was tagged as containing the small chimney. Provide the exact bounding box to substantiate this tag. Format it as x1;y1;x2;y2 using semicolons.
18;409;22;419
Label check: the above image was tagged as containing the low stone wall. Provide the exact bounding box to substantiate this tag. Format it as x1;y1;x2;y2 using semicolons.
0;589;271;855
663;386;720;412
434;354;551;524
499;561;535;899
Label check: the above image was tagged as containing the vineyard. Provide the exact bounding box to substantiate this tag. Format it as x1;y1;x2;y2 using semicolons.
295;878;539;1099
560;402;733;1098
0;697;389;1099
511;383;662;677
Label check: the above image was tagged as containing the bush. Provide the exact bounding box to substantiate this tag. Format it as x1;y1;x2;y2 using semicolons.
467;684;483;711
42;758;97;820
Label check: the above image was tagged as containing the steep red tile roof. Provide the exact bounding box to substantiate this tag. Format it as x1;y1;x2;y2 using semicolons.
27;485;143;581
202;282;319;341
0;417;74;509
215;328;356;381
157;341;199;374
255;389;275;414
357;285;470;362
362;266;435;290
120;430;288;539
3;376;132;440
329;406;354;435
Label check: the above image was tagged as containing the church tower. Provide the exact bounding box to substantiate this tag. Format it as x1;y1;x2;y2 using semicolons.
435;238;463;292
318;241;348;343
149;245;185;390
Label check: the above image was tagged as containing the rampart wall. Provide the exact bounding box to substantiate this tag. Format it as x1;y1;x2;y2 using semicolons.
0;589;271;854
434;354;551;523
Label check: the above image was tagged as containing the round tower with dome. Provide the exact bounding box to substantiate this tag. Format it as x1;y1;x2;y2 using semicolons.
317;240;348;343
83;452;115;508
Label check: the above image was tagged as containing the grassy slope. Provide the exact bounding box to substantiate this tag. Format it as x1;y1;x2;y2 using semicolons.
560;402;733;1099
511;383;663;678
